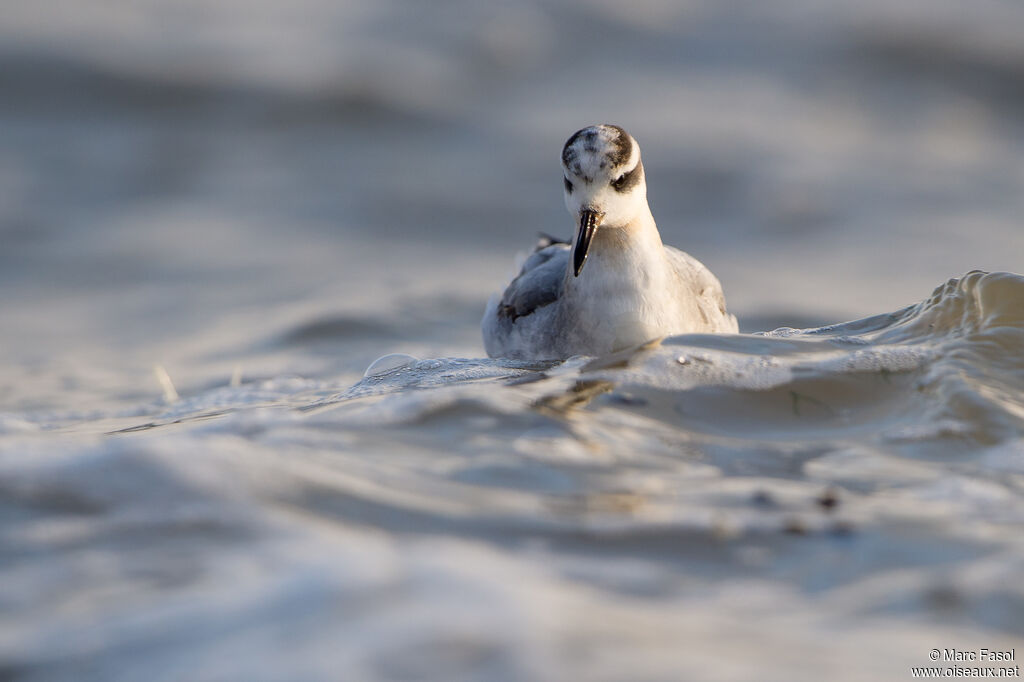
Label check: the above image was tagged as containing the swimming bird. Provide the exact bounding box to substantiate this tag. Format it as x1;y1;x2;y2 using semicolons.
482;124;737;360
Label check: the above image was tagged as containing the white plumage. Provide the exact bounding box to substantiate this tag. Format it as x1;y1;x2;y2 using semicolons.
483;125;737;360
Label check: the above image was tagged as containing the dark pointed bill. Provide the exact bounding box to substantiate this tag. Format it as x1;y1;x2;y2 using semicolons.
573;210;603;277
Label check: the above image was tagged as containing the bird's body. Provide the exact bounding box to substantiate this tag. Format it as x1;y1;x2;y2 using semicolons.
482;125;737;361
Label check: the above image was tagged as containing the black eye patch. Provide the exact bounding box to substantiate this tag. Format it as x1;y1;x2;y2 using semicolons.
563;176;573;193
610;162;642;193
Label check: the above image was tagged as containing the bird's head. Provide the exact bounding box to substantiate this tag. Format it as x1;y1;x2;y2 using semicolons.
560;124;647;276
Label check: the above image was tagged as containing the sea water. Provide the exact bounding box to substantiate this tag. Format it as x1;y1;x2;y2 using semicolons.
3;272;1023;681
2;1;1024;680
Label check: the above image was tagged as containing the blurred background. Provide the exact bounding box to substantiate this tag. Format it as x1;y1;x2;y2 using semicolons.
2;0;1022;413
3;3;1024;680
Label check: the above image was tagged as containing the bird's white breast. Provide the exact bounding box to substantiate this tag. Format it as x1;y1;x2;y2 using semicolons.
557;230;675;355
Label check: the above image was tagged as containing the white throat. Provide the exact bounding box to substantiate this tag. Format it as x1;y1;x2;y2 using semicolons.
567;207;664;286
558;207;674;352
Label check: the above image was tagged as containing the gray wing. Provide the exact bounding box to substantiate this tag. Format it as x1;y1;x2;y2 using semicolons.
495;241;569;322
482;238;569;358
664;246;738;332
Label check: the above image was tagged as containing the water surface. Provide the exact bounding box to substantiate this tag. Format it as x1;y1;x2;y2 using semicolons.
2;1;1023;680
